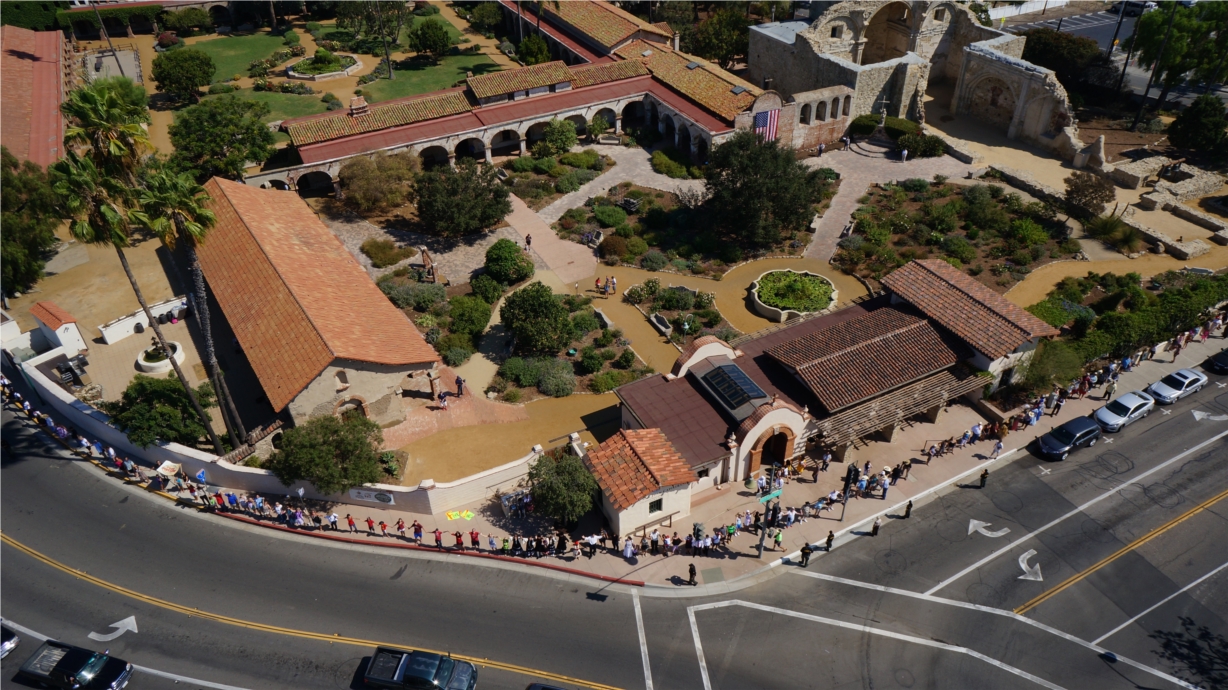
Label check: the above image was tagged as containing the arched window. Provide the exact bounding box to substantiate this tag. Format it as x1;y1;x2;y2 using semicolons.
334;370;349;392
832;97;841;119
816;101;828;121
843;96;852;117
800;103;811;124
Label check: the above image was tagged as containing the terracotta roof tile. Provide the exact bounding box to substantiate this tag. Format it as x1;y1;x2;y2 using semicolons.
29;301;75;330
284;90;473;147
1;26;65;167
467;61;572;99
614;40;756;121
584;428;697;512
197;179;437;411
568;59;649;87
767;307;969;412
881;260;1060;359
538;1;649;49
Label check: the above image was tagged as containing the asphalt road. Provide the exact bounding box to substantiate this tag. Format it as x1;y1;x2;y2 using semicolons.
3;359;1227;690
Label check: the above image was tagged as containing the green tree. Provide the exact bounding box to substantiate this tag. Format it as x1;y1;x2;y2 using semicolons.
91;75;149;110
587;113;610;139
264;413;384;495
0;1;68;31
61;82;150;180
541;118;577;156
101;374;217;448
410;17;451;63
1063;171;1116;220
129;169;247;447
152;48;216;103
470;1;503;32
1019;28;1102;93
484;237;534;285
338;151;419;212
1;147;59;295
448;294;492;336
518;34;550;65
1021;341;1084;394
415;158;511;237
528;448;598;526
1167;93;1228;159
1128;4;1215;110
692;8;749;70
706;130;827;249
169;95;276;181
500;282;572;354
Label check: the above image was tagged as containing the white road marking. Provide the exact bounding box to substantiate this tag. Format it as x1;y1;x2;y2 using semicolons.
87;615;137;642
686;607;712;690
1018;549;1044;581
1039;467;1052;475
1092;560;1228;645
791;571;1201;690
0;618;253;690
1216;382;1226;388
1103;437;1114;443
969;519;1011;538
632;589;654;690
1162;408;1172;415
924;429;1228;596
1193;410;1228;421
688;600;1067;690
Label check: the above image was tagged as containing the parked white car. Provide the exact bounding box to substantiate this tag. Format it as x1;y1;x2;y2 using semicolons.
1146;368;1208;404
1094;390;1155;432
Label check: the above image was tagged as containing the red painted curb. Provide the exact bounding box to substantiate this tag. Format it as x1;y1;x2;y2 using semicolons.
214;512;646;587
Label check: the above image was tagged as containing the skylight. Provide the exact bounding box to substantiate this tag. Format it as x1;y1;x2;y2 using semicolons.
703;364;767;411
731;85;747;95
686;61;700;70
641;49;653;57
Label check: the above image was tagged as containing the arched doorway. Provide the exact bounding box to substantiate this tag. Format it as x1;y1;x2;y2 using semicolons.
208;5;232;28
419;145;449;169
695;137;709;165
966;76;1016;129
565;114;587;136
489;129;520;157
747;426;796;479
455;137;485;161
646;100;659;130
676;124;692;158
663;115;676;145
594;107;617;134
525;121;550;147
861;2;912;65
267;179;290;191
842;96;852;118
334;397;368;418
621;101;644;129
295;171;333;197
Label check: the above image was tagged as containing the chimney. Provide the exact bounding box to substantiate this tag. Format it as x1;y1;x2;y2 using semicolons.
349;96;370;117
673;31;679;51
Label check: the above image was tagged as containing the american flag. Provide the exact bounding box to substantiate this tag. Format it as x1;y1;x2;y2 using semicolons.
753;108;779;141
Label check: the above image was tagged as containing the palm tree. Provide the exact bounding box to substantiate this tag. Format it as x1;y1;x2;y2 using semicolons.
58;81;223;454
131;170;248;448
50;153;224;454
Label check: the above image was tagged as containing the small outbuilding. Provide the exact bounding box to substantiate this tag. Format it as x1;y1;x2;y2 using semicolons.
583;428;698;537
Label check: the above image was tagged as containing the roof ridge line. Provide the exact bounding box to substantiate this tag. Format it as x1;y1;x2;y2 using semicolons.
916;260;1028;335
625;430;663;488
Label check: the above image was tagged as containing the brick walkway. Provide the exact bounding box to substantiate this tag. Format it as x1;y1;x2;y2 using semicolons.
504;194;598;285
537;144;704;223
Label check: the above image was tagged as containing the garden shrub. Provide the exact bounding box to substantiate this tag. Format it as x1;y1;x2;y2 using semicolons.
901;178;930;193
536;358;575;397
695;291;716;309
499;357;540;387
207;83;235;94
571;311;601;335
883;116;920;140
502;388;522;403
599;235;628;260
485;238;534;285
424;327;441;344
625;236;648;257
656;287;694;312
755;271;833;312
532;156;557;174
448;295;492;336
306;21;323;34
436;332;474;356
849;114;878;137
643;278;661;297
283;29;300;45
577;346;605;374
650;149;689;178
470;274;504;304
896;133;946;158
559;149;601;170
941;235;977;264
642;250;668;271
593;205;628;228
510;156;536;173
589;370;634;393
1008;218;1049;248
361;238;417;268
444;347;473;366
624;285;647;304
615;348;636;369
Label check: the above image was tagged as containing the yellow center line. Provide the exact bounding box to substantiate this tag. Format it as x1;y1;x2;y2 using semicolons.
1;533;623;690
1014;486;1228;615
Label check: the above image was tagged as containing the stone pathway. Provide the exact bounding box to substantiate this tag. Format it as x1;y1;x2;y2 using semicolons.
429;0;520;71
504;195;598;285
803;143;976;262
381;364;529;451
537;144;704;223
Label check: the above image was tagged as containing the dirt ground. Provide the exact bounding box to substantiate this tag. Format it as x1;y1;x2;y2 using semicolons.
1075;116;1172;164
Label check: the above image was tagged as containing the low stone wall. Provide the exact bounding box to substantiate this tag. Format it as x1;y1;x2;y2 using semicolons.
986;166;1065;207
1153;164;1225;202
1110;156;1171;190
1119;210;1211;260
1137;192;1228;246
287;54;363;81
98;296;190;345
749;270;838;323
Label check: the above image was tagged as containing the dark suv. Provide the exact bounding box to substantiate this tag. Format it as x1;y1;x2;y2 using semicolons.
364;647;477;690
1036;416;1102;461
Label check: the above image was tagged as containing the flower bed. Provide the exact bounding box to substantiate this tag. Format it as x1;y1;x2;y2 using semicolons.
287;52;361;80
502;149;613;211
624;278;738;347
831;176;1078;292
750;270;837;322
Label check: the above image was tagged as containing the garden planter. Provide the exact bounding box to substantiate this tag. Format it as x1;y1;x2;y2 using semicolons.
135;341;185;374
286;54;362;81
749;270;837;323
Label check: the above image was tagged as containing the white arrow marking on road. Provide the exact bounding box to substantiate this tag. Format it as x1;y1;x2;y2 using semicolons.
968;519;1011;538
1017;550;1043;581
1193;410;1228;422
87;616;137;642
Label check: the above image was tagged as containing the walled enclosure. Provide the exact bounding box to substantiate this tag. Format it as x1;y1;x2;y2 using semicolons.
287;359;435;427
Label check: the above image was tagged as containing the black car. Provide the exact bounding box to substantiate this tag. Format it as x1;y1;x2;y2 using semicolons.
1036;416;1102;461
17;641;132;690
364;646;477;690
1207;347;1228;374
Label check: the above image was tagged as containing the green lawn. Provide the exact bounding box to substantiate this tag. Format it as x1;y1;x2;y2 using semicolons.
190;32;287;83
363;53;499;103
194;89;328;123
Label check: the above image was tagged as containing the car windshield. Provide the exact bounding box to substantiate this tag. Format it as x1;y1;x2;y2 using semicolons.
1049;426;1077;445
1105;400;1132;416
75;653;109;684
1159;374;1187;390
435;658;456;685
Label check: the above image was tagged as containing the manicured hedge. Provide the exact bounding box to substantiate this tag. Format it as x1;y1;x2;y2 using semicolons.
848;113;921;140
57;3;161;28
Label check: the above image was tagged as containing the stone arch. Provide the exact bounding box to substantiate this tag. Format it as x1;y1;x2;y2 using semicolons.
816;100;828;121
843;96;851;118
832;96;842;119
621;100;645;129
734;400;807;480
663;114;677;143
677;122;692;156
965;75;1018;129
646;99;659;129
594;107;617;133
800;103;811;124
295;170;333;197
454;137;485;161
861;1;912;65
695;137;709;165
565;114;587;135
334;396;369;418
267;179;290;191
419;145;449;168
525;120;550;145
208;4;232;27
748;425;797;478
489;129;520;157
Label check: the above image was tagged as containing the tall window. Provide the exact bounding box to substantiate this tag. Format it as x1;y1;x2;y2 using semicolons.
334;370;349;392
649;498;663;513
934;8;946;21
800;103;811;124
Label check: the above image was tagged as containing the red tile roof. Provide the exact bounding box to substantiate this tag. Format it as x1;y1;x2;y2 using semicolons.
467;61;572;99
1;26;65;167
283;89;472;147
615;40;756;121
30;301;75;330
535;0;667;50
495;0;609;64
196;178;437;412
568;60;649;88
881;260;1060;359
767;307;969;412
584;429;697;512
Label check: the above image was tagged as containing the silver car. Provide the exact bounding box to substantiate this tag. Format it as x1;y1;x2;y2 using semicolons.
1094;391;1155;432
1146;368;1208;404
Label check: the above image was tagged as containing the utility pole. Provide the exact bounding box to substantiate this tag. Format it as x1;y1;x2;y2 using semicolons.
374;0;394;80
1105;3;1126;60
1131;2;1177;131
91;1;125;78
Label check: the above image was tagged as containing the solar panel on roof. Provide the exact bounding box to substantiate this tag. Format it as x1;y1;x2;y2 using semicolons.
703;364;766;411
686;61;700;69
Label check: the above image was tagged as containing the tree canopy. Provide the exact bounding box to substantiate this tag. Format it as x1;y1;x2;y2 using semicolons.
101;373;217;448
1167;93;1228;161
705;130;827;249
1;148;59;296
500;282;572;354
692;8;749;70
469;2;503;33
1020;28;1103;93
152;48;216;103
264;413;384;495
484;237;534;285
339;151;418;211
519;34;550;66
528;448;598;526
1128;2;1228;108
409;17;451;62
1064;171;1116;220
540;118;578;157
415;158;511;237
169;95;276;181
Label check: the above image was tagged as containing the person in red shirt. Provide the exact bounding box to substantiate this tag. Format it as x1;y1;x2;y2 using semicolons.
469;529;481;550
433;528;443;548
365;517;376;534
453;531;464;549
346;514;357;533
412;521;424;543
378;520;389;537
